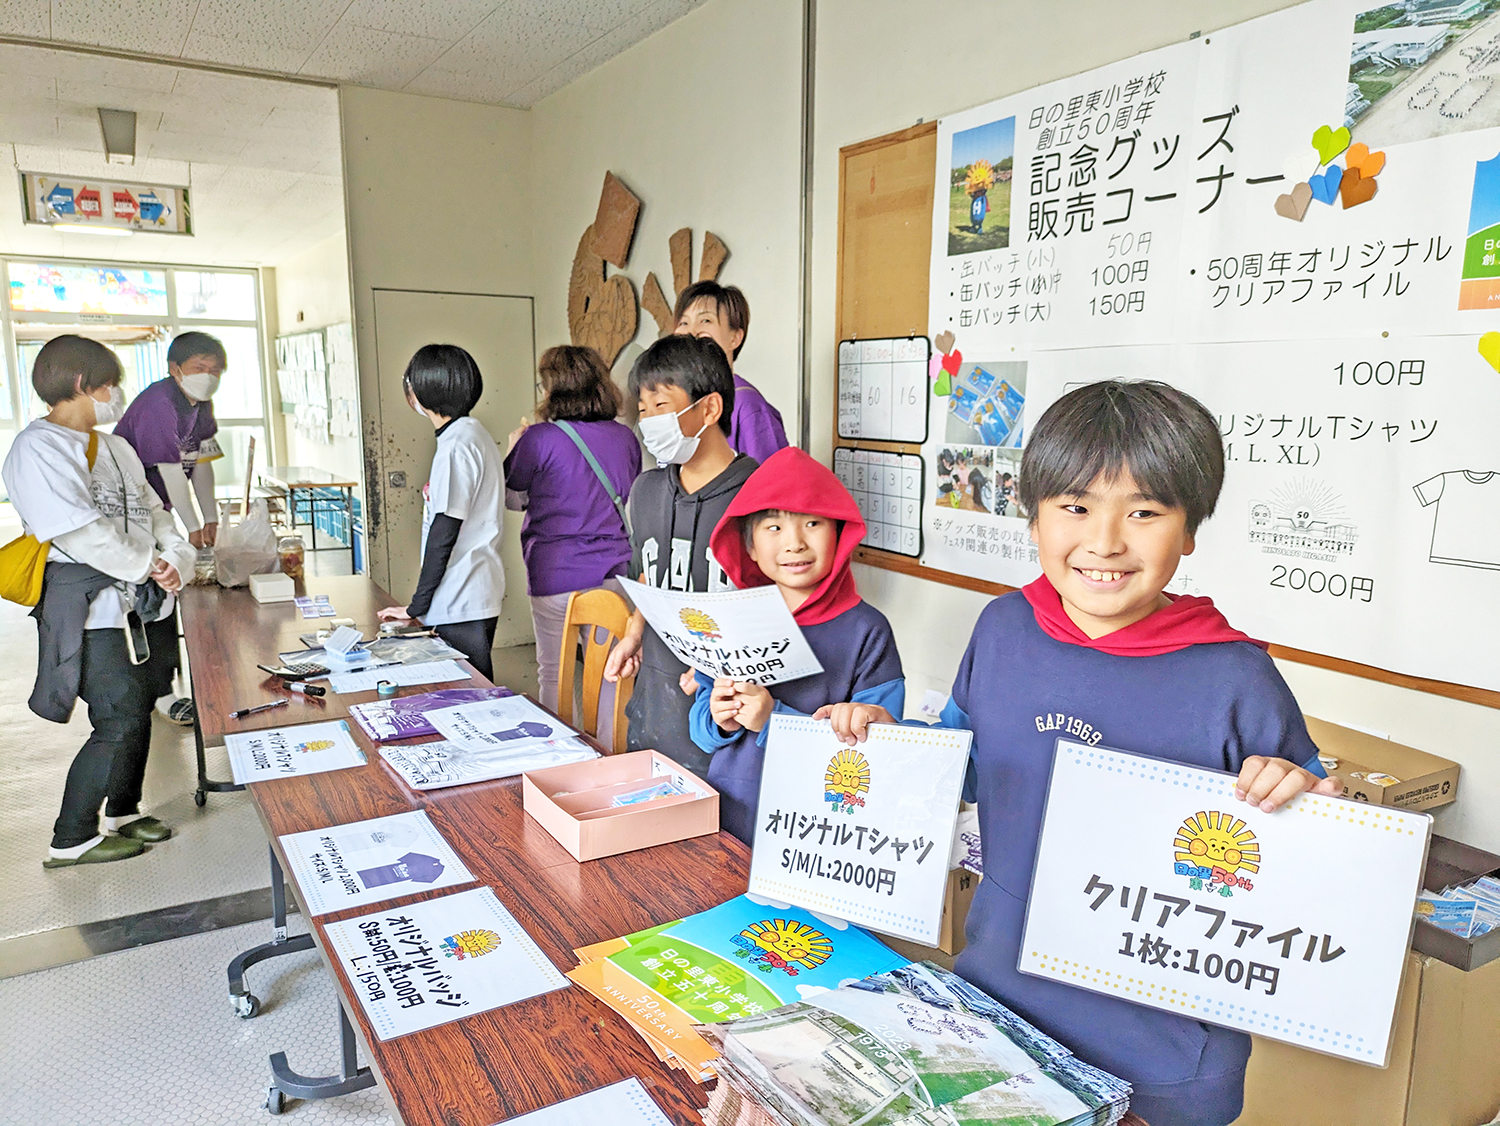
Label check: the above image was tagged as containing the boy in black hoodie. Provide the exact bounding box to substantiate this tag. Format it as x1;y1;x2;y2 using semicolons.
604;335;757;775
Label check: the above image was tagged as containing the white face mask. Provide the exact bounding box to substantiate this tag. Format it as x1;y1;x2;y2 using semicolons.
179;371;221;401
410;396;428;419
91;385;126;426
639;398;709;465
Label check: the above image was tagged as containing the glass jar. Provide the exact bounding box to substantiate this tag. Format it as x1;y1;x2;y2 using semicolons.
193;546;217;585
277;534;305;579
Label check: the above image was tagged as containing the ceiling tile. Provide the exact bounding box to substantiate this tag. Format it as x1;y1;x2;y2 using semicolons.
50;0;198;55
515;0;704;105
0;0;50;37
340;0;499;42
298;23;449;88
167;67;336;114
0;113;61;146
54;79;181;116
412;3;599;94
559;0;661;35
181;0;350;72
144;131;249;163
399;67;519;105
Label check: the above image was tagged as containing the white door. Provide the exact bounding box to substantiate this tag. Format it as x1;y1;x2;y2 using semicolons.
369;289;535;646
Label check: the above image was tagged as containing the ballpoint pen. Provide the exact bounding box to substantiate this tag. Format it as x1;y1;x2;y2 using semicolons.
229;699;291;719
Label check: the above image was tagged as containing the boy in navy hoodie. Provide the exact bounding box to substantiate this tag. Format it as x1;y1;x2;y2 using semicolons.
819;380;1338;1126
688;447;903;843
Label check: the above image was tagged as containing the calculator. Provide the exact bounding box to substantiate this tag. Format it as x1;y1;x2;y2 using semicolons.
258;661;330;679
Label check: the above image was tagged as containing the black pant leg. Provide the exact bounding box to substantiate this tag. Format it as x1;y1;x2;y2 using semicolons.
103;617;179;819
434;617;498;682
53;628;154;848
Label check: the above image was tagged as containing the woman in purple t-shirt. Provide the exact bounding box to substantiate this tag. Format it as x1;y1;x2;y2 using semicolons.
504;346;641;714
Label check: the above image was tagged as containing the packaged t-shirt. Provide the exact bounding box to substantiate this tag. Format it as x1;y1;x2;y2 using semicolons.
421;416;506;626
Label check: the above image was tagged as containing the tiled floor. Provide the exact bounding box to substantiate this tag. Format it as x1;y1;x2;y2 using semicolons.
0;527;540;1123
0;916;396;1126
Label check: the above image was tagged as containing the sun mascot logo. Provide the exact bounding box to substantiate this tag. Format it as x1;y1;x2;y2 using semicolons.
294;738;336;753
823;748;871;814
1174;811;1260;894
730;918;834;976
678;607;721;642
440;928;502;960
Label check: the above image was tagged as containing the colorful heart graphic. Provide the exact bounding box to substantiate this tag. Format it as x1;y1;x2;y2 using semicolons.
1345;142;1385;179
1479;331;1500;373
928;352;944;380
1309;164;1343;205
1311;124;1351;166
941;349;962;375
934;371;952;396
1339;168;1378;209
934;330;956;354
1273;181;1313;221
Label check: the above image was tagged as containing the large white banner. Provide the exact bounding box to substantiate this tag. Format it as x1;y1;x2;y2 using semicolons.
924;0;1500;690
1021;740;1430;1065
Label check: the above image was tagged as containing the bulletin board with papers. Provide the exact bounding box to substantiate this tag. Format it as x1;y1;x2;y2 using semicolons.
833;0;1500;705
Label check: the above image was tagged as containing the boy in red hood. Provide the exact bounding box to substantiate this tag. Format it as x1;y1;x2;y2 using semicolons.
819;381;1339;1126
688;448;903;843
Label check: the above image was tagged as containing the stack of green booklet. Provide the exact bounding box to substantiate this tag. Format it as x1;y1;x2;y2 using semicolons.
697;961;1131;1126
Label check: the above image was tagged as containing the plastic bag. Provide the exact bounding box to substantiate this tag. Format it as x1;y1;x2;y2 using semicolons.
214;500;279;587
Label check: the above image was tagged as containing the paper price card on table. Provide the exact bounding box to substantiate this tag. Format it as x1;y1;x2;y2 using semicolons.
622;578;822;686
487;1079;673;1126
423;693;587;753
277;810;476;916
324;885;569;1040
749;714;971;944
224;720;365;784
325;659;468;695
1021;740;1431;1065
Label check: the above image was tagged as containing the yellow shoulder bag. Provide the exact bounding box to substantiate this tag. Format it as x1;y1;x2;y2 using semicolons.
0;431;100;606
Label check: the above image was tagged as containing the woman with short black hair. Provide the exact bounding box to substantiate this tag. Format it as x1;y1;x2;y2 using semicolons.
3;334;195;867
377;344;506;681
503;345;640;713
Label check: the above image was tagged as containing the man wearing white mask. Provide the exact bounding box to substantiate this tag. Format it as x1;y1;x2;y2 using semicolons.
602;335;757;776
114;331;226;727
2;336;195;867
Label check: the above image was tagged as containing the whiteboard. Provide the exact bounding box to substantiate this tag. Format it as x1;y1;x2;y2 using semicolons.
834;448;922;558
837;336;930;442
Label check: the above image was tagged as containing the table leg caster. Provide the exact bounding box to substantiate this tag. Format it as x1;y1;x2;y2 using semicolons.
194;789;207;807
233;993;261;1019
264;1086;287;1115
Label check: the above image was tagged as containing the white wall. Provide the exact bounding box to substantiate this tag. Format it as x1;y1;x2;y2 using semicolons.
528;0;802;414
808;0;1500;853
269;231;360;480
339;85;533;591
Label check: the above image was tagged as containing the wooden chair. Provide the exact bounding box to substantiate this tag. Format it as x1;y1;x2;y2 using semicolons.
555;587;635;754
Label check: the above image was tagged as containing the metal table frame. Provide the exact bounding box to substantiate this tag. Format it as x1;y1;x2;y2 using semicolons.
228;846;375;1115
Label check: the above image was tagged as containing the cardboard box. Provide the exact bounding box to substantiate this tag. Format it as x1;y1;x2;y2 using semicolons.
1412;836;1500;973
872;867;980;963
522;750;718;861
248;571;294;604
1236;834;1500;1126
1235;952;1500;1126
1304;715;1459;813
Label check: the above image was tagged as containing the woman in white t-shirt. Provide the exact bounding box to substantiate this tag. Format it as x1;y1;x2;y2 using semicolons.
377;345;506;681
2;335;196;868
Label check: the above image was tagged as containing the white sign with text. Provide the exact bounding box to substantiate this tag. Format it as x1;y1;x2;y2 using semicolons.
749;715;970;944
1021;740;1430;1065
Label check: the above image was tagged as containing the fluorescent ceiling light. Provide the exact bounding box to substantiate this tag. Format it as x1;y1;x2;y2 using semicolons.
98;108;136;165
52;223;133;236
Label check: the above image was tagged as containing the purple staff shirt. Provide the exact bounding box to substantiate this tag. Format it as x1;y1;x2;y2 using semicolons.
112;376;218;511
728;373;788;463
503;419;642;597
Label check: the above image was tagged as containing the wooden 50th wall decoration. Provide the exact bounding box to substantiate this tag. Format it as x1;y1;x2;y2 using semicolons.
568;171;730;366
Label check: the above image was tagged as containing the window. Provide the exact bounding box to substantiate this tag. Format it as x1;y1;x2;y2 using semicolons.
0;259;269;493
